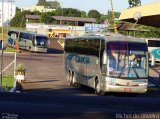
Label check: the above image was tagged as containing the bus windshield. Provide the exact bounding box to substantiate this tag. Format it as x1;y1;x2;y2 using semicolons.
106;42;148;79
36;36;48;48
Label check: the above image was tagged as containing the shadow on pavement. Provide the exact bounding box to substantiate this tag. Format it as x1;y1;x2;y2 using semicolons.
47;48;64;54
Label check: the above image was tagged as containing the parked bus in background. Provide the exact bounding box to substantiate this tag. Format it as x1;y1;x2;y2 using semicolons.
145;38;160;66
8;30;49;53
64;32;149;96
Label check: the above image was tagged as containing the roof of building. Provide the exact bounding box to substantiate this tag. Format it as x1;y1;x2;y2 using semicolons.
52;16;96;23
119;2;160;27
25;15;96;23
26;15;40;19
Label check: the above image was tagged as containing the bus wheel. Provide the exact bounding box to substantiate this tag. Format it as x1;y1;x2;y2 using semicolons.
69;72;72;86
72;74;76;87
66;71;70;81
95;79;105;96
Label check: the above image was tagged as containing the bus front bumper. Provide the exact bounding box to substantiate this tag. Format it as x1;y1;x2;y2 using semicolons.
105;84;147;93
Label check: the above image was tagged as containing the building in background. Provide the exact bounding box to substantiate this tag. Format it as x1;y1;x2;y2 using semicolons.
26;23;85;38
25;15;96;38
0;0;16;27
21;6;55;13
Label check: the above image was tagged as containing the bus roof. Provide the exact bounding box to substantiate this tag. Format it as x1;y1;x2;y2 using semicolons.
8;29;48;37
66;32;146;43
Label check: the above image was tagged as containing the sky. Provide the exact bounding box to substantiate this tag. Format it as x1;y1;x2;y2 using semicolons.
15;0;160;14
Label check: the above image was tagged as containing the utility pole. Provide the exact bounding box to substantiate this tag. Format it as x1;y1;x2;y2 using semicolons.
7;0;11;33
60;2;63;25
1;0;4;88
109;0;118;34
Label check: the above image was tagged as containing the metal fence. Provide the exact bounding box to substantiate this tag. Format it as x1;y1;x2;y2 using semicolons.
0;52;16;86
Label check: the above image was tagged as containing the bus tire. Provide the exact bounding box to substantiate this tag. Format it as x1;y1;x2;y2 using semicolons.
95;79;105;96
66;71;70;82
69;72;72;86
72;74;76;87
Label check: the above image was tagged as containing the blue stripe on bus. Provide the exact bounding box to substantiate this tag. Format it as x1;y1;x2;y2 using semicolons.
151;49;160;59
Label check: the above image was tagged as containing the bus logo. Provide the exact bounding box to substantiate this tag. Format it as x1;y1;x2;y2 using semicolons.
151;49;160;59
67;54;90;64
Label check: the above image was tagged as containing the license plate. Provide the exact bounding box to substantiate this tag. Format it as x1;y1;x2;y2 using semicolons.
124;88;131;92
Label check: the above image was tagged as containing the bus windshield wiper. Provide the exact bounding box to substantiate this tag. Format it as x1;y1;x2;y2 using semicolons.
131;67;139;78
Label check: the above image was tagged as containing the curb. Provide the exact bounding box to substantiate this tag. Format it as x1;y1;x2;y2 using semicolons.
0;87;7;92
147;87;160;92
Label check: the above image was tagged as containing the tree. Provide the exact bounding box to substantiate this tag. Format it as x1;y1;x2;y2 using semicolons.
11;11;32;27
36;0;61;9
36;0;48;7
128;0;141;8
40;12;53;24
81;11;87;18
47;1;61;9
88;10;101;18
68;8;81;17
55;8;81;17
88;10;101;23
16;7;21;12
100;14;108;23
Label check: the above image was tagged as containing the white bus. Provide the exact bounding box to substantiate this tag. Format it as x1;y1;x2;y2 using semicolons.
146;38;160;66
8;30;49;53
64;33;149;95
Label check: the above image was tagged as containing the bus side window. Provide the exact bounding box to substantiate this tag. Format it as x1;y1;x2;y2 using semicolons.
32;35;35;46
100;39;106;74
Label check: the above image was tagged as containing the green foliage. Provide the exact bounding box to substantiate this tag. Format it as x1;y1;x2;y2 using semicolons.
40;12;54;24
47;1;61;9
10;10;31;27
81;11;87;18
31;10;41;15
88;10;101;18
2;75;15;91
16;63;26;75
118;23;160;38
36;0;61;9
88;10;101;23
128;0;141;8
16;7;21;12
4;47;17;52
36;0;48;7
55;8;81;17
68;8;81;17
106;10;120;25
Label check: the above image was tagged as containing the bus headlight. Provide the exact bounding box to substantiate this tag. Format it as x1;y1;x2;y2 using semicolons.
106;81;116;85
138;83;148;86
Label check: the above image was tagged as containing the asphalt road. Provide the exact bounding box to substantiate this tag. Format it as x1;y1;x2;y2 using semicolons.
0;41;160;119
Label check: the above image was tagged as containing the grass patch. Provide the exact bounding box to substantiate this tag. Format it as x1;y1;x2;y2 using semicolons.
0;33;8;40
4;47;17;52
2;75;15;91
58;38;64;44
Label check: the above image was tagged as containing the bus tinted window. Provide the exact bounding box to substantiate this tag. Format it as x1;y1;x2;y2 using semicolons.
65;38;100;56
148;40;160;47
107;42;148;51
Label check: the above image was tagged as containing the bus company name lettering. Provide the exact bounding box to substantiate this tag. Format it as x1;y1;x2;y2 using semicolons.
67;54;90;64
75;55;90;64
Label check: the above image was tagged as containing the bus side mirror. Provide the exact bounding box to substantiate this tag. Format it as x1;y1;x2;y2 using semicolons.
103;51;107;64
48;40;50;46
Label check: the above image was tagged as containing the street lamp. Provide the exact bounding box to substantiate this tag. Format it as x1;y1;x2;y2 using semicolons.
133;12;142;25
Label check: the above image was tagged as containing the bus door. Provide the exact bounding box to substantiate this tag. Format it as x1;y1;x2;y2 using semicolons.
8;31;18;47
86;39;101;86
75;38;88;85
18;32;26;49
